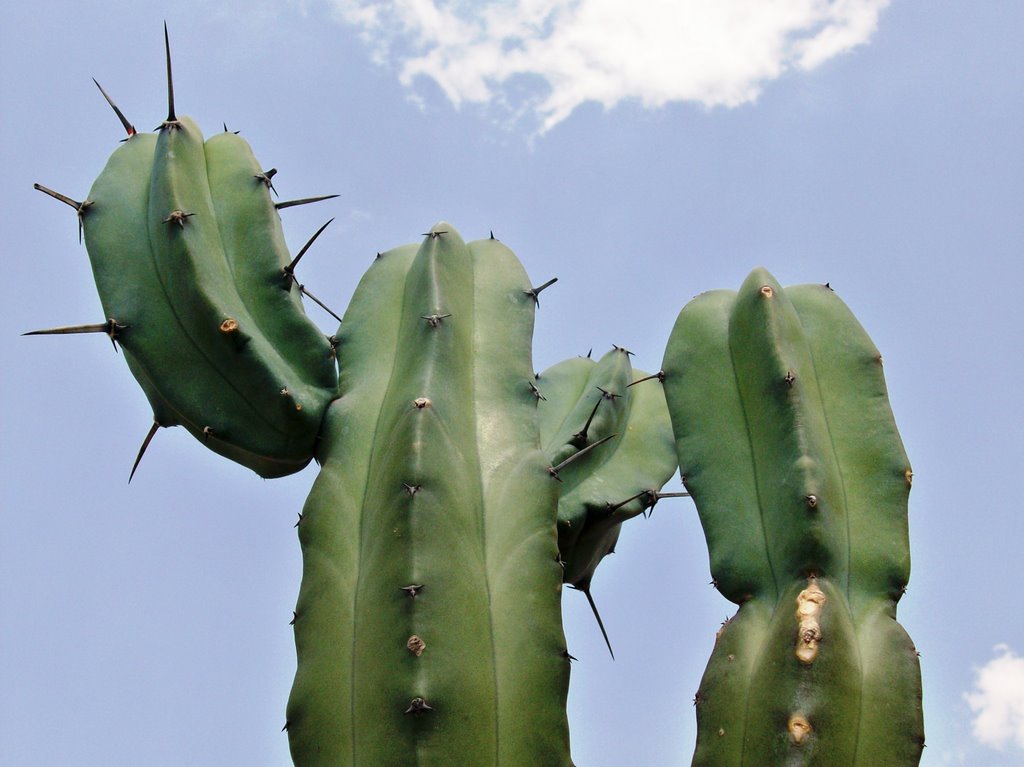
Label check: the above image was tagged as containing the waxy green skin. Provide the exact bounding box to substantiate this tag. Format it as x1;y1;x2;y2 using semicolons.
81;118;337;476
662;269;923;766
536;349;677;591
287;225;571;765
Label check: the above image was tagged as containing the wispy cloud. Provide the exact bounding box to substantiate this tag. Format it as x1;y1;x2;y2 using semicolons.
329;0;890;131
965;644;1024;751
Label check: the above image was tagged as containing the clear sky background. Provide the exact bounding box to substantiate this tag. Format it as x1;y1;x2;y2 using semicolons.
2;1;1022;765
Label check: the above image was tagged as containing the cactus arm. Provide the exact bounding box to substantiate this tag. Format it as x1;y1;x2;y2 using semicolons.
662;268;923;766
287;226;570;766
535;349;677;657
52;110;340;477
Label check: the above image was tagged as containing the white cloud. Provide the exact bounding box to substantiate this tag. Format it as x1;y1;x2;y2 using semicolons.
329;0;890;130
965;644;1024;751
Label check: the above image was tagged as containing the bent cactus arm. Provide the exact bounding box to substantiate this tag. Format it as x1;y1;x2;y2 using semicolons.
35;94;339;477
662;268;923;766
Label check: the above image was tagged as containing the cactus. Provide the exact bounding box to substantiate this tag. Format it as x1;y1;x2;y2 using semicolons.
284;224;574;765
31;30;339;478
29;28;925;767
661;268;923;766
535;348;680;655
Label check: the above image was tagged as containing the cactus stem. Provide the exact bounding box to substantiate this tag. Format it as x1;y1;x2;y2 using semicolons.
404;698;433;715
574;585;615;659
128;421;160;483
32;183;93;242
91;78;136;137
549;434;616;479
283;219;334;283
421;313;451;328
627;370;666;387
523;277;558;306
275;194;339;210
400;584;424;597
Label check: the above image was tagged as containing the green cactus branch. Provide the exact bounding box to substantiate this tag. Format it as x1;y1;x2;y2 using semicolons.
662;268;923;766
286;225;572;765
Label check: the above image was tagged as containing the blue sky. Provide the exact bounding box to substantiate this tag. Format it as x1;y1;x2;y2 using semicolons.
2;1;1022;765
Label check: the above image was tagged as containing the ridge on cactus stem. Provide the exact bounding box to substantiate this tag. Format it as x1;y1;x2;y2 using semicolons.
662;268;923;766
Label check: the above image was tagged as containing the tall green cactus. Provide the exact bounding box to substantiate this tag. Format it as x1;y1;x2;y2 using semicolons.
661;268;923;766
286;225;573;765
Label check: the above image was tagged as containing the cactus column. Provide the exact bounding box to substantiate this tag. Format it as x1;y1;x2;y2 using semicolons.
662;269;923;766
286;226;572;766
